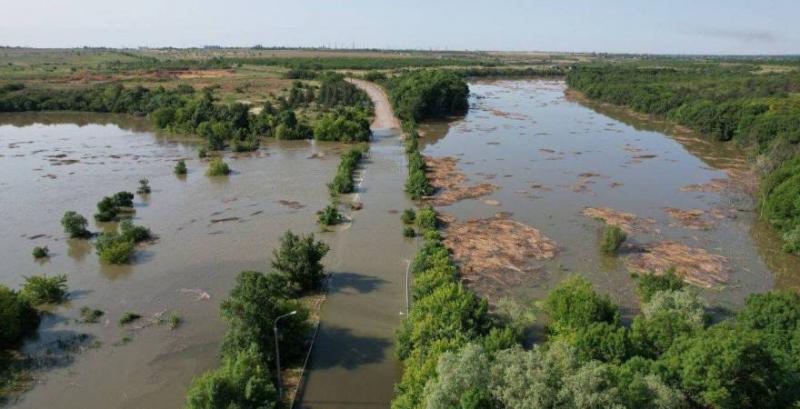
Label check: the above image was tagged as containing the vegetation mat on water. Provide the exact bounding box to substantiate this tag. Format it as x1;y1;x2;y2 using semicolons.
581;207;655;234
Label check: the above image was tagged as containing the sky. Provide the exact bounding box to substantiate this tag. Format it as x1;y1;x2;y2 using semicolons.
1;0;798;55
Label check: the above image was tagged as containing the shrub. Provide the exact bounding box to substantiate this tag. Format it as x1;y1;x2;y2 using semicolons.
401;208;416;225
61;211;90;238
174;159;188;175
20;274;68;305
197;146;207;158
94;191;135;222
271;230;330;293
403;226;416;238
600;224;627;254
317;204;342;226
32;246;49;259
543;276;619;335
328;145;367;195
95;232;136;264
415;206;438;231
184;344;278;409
205;158;231;176
0;285;40;348
136;178;151;195
79;306;104;323
119;312;141;326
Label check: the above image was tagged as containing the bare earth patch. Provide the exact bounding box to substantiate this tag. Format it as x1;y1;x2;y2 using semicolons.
424;156;499;206
624;241;729;288
581;207;655;234
662;207;717;230
443;214;558;295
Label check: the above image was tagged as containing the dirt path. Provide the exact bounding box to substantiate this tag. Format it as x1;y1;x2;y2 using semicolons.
347;78;400;130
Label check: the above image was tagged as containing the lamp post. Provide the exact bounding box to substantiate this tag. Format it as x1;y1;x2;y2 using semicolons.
274;310;297;400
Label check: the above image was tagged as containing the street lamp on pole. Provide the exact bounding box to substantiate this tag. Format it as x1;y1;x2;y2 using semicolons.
274;310;297;401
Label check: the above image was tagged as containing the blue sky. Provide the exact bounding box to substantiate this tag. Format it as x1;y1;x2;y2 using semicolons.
2;0;797;54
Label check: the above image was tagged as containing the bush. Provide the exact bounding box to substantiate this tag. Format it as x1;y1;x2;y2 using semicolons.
61;211;90;238
174;159;188;175
20;274;68;305
32;246;49;259
328;145;367;195
401;208;416;225
600;224;627;254
317;204;342;226
0;285;40;348
198;146;207;158
95;232;136;264
184;344;278;409
94;191;135;222
403;226;416;238
415;206;438;231
205;158;231;176
543;276;619;335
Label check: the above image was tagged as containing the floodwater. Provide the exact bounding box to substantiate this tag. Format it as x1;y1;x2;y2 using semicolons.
0;112;342;408
419;79;800;312
296;128;415;408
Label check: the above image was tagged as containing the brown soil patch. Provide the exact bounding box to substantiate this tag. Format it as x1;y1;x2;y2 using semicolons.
443;215;557;295
424;156;498;206
662;207;717;230
581;207;655;234
624;241;728;288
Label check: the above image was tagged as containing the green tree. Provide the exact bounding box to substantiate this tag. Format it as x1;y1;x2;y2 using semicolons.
220;271;309;364
270;230;330;293
0;285;39;348
659;325;800;409
20;274;68;305
423;343;493;409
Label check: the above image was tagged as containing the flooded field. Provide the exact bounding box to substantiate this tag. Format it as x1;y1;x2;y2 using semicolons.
420;79;800;312
0;112;343;408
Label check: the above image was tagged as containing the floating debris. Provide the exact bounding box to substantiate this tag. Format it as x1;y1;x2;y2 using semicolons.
443;215;557;295
179;288;211;301
680;178;729;193
424;156;499;206
662;207;717;230
581;207;655;234
277;200;305;209
624;241;728;288
210;217;241;224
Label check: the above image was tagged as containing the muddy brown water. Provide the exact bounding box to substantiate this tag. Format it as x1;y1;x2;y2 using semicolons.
0;112;353;408
419;79;800;313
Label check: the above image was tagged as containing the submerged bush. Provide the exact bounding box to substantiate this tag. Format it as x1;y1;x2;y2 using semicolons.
95;232;136;264
634;268;685;302
600;224;627;254
205;158;231;176
79;306;104;323
61;211;91;238
119;220;152;243
136;178;151;195
544;276;619;335
401;208;416;225
20;274;68;305
94;191;135;222
403;226;416;238
317;204;342;226
0;285;39;348
32;246;49;259
174;159;188;175
118;312;141;326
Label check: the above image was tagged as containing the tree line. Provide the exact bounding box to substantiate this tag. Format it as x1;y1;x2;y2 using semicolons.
566;64;800;253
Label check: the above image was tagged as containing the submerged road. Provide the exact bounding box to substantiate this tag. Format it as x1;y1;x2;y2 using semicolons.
296;81;414;408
